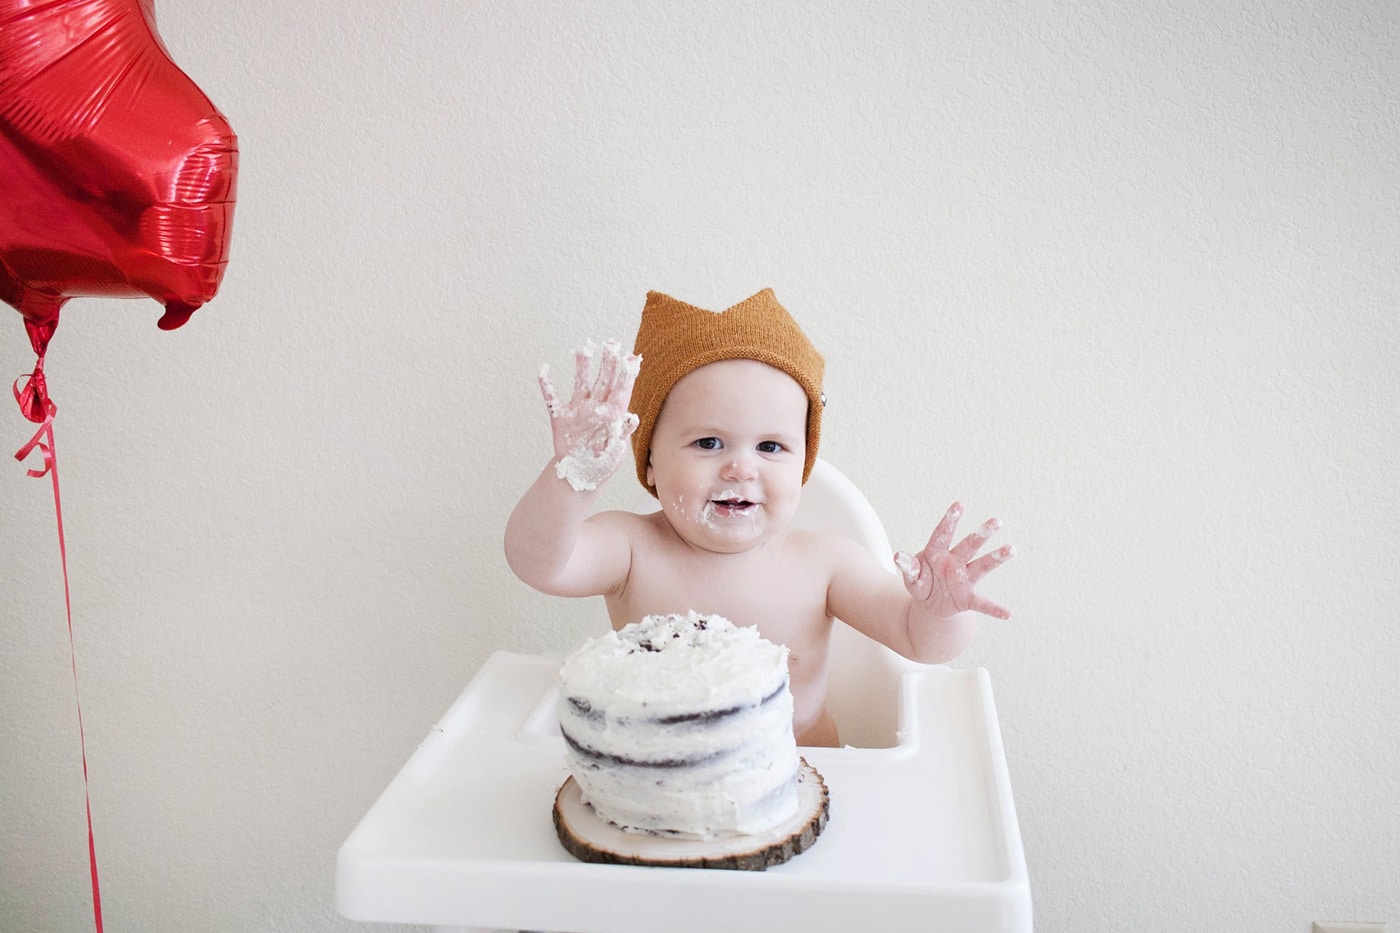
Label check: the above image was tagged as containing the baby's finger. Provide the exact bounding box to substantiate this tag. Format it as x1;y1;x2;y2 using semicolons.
538;365;563;416
894;550;920;584
966;545;1015;583
950;517;1002;565
572;341;597;400
922;503;963;554
968;592;1012;621
594;340;621;401
894;551;930;599
611;351;642;407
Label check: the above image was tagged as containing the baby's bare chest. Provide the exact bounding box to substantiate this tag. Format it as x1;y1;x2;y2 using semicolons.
610;548;832;657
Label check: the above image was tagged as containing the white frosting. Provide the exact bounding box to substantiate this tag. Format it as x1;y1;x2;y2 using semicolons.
894;550;919;584
549;343;641;492
553;404;637;492
557;612;800;839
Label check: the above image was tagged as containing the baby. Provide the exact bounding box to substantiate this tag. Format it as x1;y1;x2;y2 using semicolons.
505;289;1013;747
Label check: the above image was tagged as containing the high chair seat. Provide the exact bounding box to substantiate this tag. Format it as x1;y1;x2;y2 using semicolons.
335;459;1031;932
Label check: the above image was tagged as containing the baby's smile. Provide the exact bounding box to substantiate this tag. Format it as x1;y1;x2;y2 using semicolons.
701;489;761;522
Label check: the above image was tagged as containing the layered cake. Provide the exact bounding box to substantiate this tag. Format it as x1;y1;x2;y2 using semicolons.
553;611;828;869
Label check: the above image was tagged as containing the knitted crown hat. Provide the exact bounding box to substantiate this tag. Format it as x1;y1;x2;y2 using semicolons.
630;289;825;495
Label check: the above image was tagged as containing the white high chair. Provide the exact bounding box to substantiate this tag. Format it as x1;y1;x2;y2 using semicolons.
336;459;1031;932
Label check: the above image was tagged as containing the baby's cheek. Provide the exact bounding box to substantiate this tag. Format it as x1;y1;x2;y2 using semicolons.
667;494;698;523
670;494;724;531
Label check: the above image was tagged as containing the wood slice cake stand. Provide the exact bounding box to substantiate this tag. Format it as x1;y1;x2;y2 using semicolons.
553;759;829;871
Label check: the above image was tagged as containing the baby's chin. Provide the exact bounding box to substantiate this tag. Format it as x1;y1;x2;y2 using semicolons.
665;508;784;554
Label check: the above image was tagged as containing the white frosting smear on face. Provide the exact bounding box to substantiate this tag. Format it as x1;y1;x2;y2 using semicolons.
696;488;755;528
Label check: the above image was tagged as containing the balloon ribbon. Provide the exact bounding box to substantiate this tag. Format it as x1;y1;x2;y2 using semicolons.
13;361;104;933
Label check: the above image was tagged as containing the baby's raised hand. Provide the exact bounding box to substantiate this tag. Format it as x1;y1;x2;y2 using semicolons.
895;503;1014;621
538;339;642;492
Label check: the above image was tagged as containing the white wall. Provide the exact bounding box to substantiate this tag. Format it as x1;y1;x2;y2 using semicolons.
2;1;1397;930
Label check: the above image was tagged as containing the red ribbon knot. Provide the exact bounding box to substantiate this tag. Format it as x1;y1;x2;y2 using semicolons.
14;365;58;477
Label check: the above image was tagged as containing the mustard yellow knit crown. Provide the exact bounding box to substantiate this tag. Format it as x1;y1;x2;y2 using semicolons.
629;288;825;495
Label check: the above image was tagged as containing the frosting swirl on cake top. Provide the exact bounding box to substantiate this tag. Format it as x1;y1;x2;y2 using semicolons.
559;611;789;719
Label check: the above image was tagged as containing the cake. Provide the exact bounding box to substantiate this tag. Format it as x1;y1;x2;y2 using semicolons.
557;611;801;838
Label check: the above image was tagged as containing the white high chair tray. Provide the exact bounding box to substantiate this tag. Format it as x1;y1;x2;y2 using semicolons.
336;651;1031;933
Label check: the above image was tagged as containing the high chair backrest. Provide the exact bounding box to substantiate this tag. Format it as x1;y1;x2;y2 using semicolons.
791;458;917;748
611;457;917;748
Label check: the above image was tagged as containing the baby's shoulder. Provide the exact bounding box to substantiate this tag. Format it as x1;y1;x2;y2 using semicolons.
784;527;875;565
588;507;672;543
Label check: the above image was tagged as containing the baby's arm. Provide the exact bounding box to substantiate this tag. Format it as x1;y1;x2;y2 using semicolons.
826;503;1014;663
504;340;641;598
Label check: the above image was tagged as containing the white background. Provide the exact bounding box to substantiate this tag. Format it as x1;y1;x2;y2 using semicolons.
2;1;1396;930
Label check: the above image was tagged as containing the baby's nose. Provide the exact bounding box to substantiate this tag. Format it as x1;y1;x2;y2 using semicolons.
720;455;758;481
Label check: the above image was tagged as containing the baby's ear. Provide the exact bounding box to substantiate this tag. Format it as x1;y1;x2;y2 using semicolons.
645;461;655;488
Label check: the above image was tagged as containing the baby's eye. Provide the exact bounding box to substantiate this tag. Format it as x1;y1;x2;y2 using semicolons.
757;440;784;454
694;437;722;450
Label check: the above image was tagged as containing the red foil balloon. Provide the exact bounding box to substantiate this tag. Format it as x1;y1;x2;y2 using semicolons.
0;0;237;357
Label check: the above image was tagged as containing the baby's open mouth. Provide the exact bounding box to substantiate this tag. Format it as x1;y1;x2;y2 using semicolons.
711;497;757;511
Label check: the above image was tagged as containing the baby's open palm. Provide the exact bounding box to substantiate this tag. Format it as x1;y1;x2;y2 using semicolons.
896;503;1014;621
538;340;641;492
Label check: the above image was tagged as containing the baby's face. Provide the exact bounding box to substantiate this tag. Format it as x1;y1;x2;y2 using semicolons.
647;359;808;554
